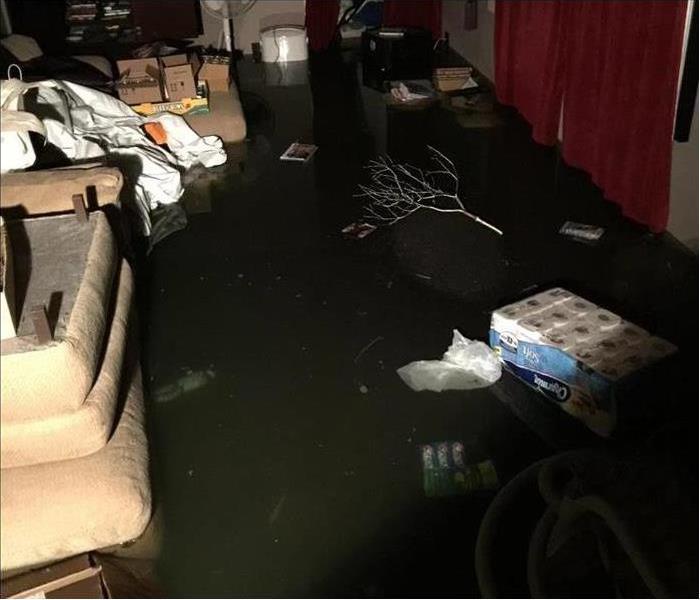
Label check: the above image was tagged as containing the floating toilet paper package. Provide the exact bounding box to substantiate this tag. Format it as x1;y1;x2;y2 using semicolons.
489;288;677;436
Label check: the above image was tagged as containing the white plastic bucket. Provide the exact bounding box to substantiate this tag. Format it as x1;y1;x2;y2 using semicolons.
260;26;308;63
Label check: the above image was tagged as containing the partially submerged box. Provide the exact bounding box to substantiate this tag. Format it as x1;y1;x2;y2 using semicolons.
1;554;111;598
160;52;200;100
115;57;162;105
131;81;209;117
489;288;677;436
198;54;231;92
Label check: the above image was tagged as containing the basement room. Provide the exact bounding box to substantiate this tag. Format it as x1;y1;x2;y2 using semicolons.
0;0;698;597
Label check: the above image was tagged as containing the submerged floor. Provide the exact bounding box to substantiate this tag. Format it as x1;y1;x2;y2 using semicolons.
139;52;698;597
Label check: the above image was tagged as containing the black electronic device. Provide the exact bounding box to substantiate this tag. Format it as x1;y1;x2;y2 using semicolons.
361;27;433;91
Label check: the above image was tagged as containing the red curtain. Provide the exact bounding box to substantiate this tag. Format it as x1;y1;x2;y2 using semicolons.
494;1;568;145
561;1;687;232
305;0;340;52
494;0;688;232
383;0;442;39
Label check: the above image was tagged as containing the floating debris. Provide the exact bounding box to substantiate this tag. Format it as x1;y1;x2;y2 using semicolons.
342;222;377;239
153;369;216;403
268;493;287;525
354;336;384;363
559;221;605;243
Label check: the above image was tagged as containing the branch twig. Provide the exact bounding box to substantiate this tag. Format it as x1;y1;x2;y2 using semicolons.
357;146;502;235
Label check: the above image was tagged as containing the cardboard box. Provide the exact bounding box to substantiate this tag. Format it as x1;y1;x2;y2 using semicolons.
0;216;16;341
489;288;677;436
159;52;200;73
163;64;197;100
433;66;474;92
115;58;162;105
1;554;110;598
131;81;210;117
198;55;231;92
160;53;200;100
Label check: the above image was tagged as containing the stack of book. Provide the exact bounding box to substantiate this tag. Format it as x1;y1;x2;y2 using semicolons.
433;66;476;93
66;0;98;42
65;0;139;44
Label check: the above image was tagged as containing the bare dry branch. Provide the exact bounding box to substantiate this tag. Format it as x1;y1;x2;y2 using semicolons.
356;147;503;235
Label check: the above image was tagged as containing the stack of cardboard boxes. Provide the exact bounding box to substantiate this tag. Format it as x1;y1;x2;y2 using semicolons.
116;52;231;116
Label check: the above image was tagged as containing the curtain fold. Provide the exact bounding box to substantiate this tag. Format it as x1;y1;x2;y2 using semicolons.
494;1;568;145
305;0;340;52
494;0;688;232
561;1;688;232
382;0;442;39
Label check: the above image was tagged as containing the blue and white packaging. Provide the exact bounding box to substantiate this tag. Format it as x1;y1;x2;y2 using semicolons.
489;288;677;436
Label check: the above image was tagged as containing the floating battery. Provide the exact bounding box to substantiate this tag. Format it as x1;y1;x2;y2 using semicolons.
451;442;466;468
436;442;450;470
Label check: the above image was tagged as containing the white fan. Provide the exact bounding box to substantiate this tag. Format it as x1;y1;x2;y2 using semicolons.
201;0;258;52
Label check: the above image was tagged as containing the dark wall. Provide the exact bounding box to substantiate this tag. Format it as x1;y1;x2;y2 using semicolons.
131;0;202;43
5;0;202;53
6;0;68;54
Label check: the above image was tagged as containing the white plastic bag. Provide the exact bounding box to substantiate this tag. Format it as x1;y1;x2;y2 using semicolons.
0;78;227;234
151;112;226;168
397;330;502;392
0;78;46;173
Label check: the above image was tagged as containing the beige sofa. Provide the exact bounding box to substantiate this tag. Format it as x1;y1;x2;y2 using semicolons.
0;166;123;217
0;170;151;573
1;213;118;422
1;347;151;571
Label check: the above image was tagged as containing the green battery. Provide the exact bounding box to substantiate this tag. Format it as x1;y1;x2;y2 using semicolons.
420;441;499;497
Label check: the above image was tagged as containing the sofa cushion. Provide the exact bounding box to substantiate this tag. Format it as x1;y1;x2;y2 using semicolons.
1;212;117;421
184;84;247;143
0;353;151;572
0;34;43;62
1;260;133;468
